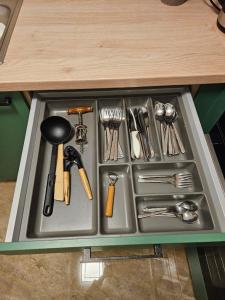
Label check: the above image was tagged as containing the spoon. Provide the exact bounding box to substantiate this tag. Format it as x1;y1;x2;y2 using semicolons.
164;103;178;155
176;200;198;213
41;116;72;216
142;200;197;214
138;209;199;224
154;103;166;155
165;103;185;154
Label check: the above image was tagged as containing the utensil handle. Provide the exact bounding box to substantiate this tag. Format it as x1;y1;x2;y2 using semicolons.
43;145;57;217
138;179;171;184
139;174;170;179
64;171;70;205
104;129;113;161
131;131;141;159
172;123;185;154
146;127;155;158
170;126;179;155
79;168;93;200
164;125;169;155
160;123;166;155
68;106;93;114
168;126;173;155
105;184;115;217
54;144;64;201
43;173;56;216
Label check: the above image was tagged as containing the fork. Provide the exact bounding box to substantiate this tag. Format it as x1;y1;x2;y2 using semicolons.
138;172;193;189
110;108;123;160
100;107;124;161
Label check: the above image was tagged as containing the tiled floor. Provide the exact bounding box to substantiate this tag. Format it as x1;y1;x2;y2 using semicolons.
0;182;195;300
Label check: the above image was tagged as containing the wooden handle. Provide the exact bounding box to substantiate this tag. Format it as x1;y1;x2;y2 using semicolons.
68;106;93;114
79;168;93;200
64;171;70;205
54;144;64;201
105;184;115;217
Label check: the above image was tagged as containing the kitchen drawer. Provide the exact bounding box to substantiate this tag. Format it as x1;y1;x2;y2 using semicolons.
1;87;225;254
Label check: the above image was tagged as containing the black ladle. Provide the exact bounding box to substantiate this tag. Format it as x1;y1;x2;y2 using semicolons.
40;116;72;216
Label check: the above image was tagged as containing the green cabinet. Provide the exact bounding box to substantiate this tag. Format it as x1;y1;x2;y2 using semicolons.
0;92;29;180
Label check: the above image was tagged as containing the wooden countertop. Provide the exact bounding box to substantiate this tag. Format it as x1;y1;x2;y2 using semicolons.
0;0;225;91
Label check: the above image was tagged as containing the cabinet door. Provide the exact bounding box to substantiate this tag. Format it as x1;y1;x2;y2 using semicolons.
0;92;29;180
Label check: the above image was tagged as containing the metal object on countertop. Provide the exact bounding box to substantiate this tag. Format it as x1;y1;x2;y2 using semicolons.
105;172;119;217
67;106;93;153
217;1;225;33
138;171;193;189
161;0;188;5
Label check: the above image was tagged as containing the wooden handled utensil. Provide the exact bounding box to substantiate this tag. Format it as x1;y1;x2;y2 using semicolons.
105;172;118;217
68;106;93;115
64;145;93;200
54;144;64;201
67;106;93;153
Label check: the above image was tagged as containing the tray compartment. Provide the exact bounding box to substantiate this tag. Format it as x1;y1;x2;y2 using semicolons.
23;99;98;238
97;98;129;164
125;96;162;162
151;94;193;161
99;164;136;234
136;194;214;233
133;162;202;195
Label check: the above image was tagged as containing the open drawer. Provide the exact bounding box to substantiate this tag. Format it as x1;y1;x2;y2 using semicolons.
1;87;225;254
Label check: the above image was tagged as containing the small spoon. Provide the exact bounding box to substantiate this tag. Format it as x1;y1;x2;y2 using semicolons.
164;103;178;155
154;102;166;155
138;209;199;224
165;103;185;154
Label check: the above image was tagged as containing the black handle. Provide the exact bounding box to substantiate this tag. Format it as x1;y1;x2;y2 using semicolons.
43;173;56;216
0;97;12;106
43;145;57;217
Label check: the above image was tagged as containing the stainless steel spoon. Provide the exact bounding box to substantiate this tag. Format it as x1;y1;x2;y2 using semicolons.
154;102;166;155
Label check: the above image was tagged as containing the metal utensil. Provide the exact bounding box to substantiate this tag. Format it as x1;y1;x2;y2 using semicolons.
141;107;155;158
67;106;93;153
102;107;124;161
40;116;72;216
154;102;166;155
142;200;198;214
138;210;198;224
128;108;141;159
138;172;193;189
105;172;118;217
64;145;93;200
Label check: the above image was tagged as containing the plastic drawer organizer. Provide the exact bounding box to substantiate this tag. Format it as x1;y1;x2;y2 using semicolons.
4;87;225;251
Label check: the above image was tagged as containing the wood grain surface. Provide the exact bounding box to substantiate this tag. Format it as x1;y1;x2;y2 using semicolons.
0;0;225;91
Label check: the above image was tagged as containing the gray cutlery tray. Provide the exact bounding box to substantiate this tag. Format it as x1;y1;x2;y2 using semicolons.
13;91;224;241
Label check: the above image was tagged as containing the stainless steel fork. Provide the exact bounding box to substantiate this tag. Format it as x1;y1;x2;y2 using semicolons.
138;172;193;189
